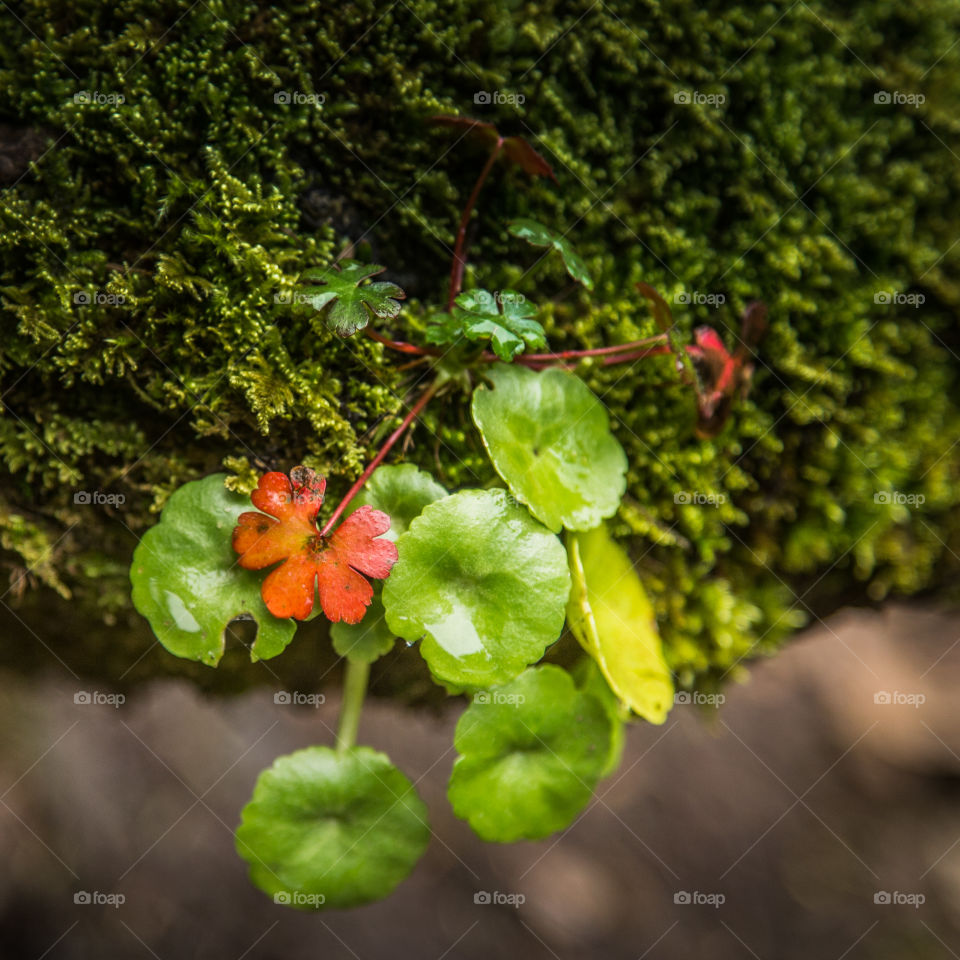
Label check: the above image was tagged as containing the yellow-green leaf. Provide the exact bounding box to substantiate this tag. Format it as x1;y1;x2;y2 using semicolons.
566;525;674;724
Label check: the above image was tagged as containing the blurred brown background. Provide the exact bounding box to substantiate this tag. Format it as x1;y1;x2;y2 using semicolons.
3;602;960;959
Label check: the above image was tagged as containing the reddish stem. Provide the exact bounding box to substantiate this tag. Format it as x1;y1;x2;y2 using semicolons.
520;334;669;361
447;139;504;310
320;379;441;537
365;328;439;356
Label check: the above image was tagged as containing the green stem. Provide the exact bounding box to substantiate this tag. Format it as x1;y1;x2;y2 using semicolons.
336;657;370;752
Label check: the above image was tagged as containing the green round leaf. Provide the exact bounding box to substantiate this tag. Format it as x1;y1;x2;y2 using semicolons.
329;587;395;663
572;658;626;778
382;489;570;688
235;746;430;910
471;364;628;532
448;665;614;842
130;474;295;666
348;463;448;541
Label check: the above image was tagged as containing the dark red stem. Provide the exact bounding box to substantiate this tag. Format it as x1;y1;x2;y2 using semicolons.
320;379;441;536
365;328;439;356
447;139;503;310
520;334;669;361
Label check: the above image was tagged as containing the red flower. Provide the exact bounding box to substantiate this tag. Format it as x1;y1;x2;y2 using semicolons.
232;466;398;623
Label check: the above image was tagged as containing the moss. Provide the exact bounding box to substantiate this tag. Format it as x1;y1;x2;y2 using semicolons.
1;0;959;692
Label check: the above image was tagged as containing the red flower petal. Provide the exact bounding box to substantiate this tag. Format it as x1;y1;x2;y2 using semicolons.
260;555;317;620
316;553;374;624
329;506;399;579
250;466;325;523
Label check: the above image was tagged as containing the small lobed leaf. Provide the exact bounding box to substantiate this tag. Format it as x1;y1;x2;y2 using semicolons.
454;288;546;361
382;489;570;688
300;260;405;337
236;746;430;909
130;474;295;666
447;665;614;842
507;218;593;289
566;524;674;725
471;364;628;532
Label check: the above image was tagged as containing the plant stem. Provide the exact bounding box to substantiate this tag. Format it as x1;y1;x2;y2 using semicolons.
320;378;441;536
519;335;669;361
335;657;369;752
365;328;438;356
447;139;503;310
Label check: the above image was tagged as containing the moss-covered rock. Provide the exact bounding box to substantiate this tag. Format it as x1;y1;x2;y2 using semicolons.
2;0;958;692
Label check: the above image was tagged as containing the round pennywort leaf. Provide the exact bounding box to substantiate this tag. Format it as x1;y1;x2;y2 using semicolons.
235;746;430;909
471;364;628;532
382;489;570;688
348;463;447;541
448;666;614;842
130;474;295;666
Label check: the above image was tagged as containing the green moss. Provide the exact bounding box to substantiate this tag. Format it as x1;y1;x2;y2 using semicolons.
2;0;958;691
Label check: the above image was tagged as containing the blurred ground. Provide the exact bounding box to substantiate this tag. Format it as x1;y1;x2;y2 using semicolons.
3;602;960;959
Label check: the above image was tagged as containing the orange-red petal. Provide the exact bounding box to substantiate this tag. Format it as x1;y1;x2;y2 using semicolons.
260;555;317;620
330;505;399;579
316;552;374;624
250;466;325;523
